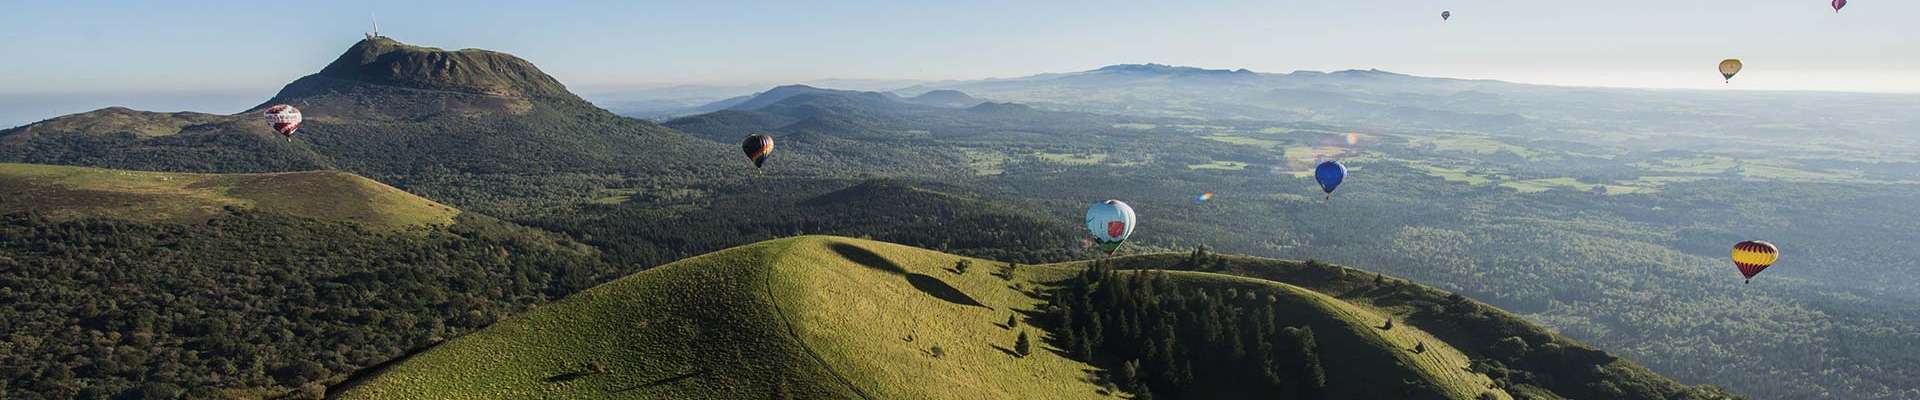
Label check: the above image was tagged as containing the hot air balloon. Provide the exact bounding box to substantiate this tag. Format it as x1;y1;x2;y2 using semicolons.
1315;160;1347;200
264;104;302;141
1731;240;1779;284
1832;0;1846;12
1441;10;1451;20
1719;59;1743;83
1085;200;1136;255
742;134;774;168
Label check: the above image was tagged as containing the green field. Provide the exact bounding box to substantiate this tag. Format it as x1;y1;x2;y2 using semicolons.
1187;160;1251;171
1408;162;1493;185
1033;151;1108;165
1634;156;1738;175
338;236;1522;399
962;149;1010;175
1410;135;1543;160
0;163;457;228
1202;134;1284;149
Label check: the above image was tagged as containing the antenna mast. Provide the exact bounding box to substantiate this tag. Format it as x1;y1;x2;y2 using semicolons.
367;12;380;39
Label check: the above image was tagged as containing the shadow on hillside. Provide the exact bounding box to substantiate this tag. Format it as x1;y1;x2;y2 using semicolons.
831;243;906;274
831;243;986;308
608;369;709;394
544;371;597;383
907;273;988;308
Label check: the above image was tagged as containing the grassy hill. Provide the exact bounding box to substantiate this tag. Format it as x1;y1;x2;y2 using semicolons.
336;236;1710;399
0;163;456;228
1092;252;1739;400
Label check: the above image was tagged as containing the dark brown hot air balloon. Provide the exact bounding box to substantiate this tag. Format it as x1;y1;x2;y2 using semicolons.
742;134;774;168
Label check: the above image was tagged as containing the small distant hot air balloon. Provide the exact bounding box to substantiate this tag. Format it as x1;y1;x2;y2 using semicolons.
1315;160;1347;200
1441;10;1451;20
1719;59;1743;83
742;134;774;168
264;104;302;141
1832;0;1847;12
1085;200;1136;255
1731;240;1779;284
1194;192;1214;204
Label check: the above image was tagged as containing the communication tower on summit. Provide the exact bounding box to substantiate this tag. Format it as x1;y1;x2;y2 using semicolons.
366;13;380;39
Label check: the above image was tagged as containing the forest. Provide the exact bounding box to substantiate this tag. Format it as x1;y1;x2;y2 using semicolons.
0;212;617;399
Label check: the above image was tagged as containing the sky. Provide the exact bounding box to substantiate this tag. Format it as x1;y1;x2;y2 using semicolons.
0;0;1915;124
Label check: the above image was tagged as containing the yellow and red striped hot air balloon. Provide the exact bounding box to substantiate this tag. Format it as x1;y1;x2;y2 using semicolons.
1731;240;1779;284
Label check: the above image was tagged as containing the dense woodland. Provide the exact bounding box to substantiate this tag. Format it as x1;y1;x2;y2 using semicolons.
1043;262;1336;399
0;212;618;399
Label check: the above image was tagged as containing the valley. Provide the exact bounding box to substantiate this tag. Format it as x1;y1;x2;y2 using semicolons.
2;36;1916;399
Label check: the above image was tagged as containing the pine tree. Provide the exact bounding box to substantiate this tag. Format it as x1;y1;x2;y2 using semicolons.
1289;327;1328;392
1014;331;1032;357
1121;359;1142;389
772;379;793;400
1134;383;1156;400
1006;313;1019;329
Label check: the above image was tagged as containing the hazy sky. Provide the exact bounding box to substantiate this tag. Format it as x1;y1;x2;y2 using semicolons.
1;0;1915;96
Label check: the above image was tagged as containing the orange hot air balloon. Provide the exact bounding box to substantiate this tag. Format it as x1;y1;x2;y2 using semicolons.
1731;240;1779;284
742;134;774;168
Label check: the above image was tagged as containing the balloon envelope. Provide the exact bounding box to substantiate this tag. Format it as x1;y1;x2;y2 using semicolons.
1719;59;1743;82
1832;0;1846;12
1314;160;1347;197
1731;240;1779;283
1085;200;1137;254
264;104;302;139
1441;10;1451;20
742;134;774;168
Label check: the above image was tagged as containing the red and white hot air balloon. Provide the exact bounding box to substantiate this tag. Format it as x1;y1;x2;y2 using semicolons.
264;104;302;141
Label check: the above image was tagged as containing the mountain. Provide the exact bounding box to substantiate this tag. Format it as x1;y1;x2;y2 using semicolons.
334;236;1729;399
664;83;1129;146
0;36;731;215
0;164;624;399
0;163;456;228
902;89;984;108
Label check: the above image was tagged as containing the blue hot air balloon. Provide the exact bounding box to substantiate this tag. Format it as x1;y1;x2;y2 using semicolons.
1315;160;1347;200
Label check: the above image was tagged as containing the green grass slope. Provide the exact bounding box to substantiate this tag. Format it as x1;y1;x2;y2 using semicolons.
334;235;1106;399
335;236;1567;399
0;163;456;228
1096;253;1739;400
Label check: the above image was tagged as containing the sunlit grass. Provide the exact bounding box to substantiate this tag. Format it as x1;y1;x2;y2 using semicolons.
0;163;457;228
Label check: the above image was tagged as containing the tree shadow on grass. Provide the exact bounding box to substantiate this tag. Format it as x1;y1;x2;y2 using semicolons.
990;343;1021;358
831;243;986;309
608;369;709;394
545;371;596;383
